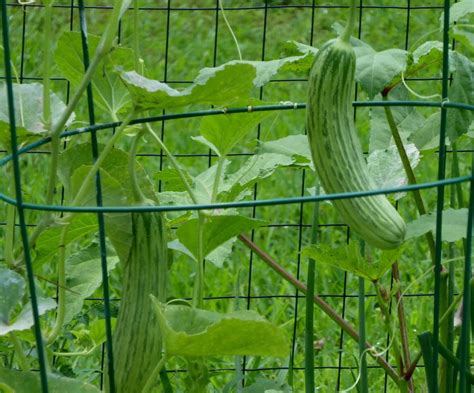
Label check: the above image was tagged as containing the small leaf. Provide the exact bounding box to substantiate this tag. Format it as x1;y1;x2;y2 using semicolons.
176;214;265;260
152;300;288;358
406;208;469;243
0;83;75;149
409;112;444;151
0;268;25;323
0;368;100;392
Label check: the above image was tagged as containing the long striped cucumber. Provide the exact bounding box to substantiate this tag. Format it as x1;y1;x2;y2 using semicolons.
306;2;405;249
107;210;168;392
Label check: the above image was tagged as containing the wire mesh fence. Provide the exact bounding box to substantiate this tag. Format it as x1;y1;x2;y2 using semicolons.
0;1;472;392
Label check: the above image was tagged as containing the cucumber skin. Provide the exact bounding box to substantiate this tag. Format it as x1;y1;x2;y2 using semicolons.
306;38;406;249
108;211;168;392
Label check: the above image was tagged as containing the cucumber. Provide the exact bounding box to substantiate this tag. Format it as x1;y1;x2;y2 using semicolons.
306;6;405;249
107;210;168;392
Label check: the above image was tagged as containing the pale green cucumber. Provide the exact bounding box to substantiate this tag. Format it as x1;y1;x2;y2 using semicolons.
306;37;406;249
107;210;168;392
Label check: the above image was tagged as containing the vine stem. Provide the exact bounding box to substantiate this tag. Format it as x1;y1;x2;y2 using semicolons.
211;156;225;203
340;0;357;43
392;262;414;392
375;282;404;378
382;95;437;263
238;234;401;386
9;333;29;371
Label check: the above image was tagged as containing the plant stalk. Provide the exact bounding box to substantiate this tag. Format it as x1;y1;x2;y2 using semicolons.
340;0;357;43
382;95;436;263
238;234;401;385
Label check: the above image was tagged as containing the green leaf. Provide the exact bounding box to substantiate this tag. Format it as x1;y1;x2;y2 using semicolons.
55;31;134;117
355;48;410;99
64;242;120;325
0;268;24;324
59;142;155;201
34;214;98;266
302;243;401;281
408;112;443;151
221;153;295;202
279;41;318;73
176;215;264;260
199;110;272;156
453;25;474;52
169;238;236;268
152;301;288;358
367;144;420;200
0;296;55;336
258;135;313;168
121;63;256;111
406;208;469;243
0;368;100;393
70;165;127;207
446;0;474;26
0;83;75;150
447;52;474;141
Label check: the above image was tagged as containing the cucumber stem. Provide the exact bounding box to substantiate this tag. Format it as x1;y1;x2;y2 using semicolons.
340;0;357;43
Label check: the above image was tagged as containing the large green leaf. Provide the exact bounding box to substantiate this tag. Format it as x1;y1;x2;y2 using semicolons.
55;32;134;117
355;47;411;99
406;208;469;243
0;368;100;393
0;268;24;324
121;63;257;111
64;242;120;325
176;215;264;260
302;243;402;282
446;0;474;50
152;300;288;358
0;83;75;150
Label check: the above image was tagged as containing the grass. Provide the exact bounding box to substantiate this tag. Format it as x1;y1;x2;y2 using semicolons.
0;0;472;391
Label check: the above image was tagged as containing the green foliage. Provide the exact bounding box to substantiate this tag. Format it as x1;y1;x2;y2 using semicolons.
0;368;100;393
152;299;289;358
